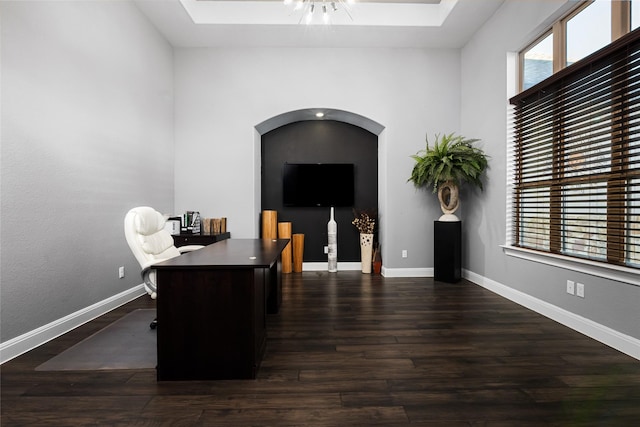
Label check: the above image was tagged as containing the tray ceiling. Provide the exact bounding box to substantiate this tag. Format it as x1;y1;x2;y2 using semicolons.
133;0;505;48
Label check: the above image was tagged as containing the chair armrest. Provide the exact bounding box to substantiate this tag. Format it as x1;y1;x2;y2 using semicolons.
141;266;157;299
178;244;204;253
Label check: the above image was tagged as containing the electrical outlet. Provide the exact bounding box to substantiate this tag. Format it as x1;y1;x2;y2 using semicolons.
119;266;125;279
576;283;585;298
402;250;408;258
566;280;575;295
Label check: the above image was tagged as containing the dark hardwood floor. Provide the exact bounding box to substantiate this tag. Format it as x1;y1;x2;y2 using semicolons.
2;272;639;426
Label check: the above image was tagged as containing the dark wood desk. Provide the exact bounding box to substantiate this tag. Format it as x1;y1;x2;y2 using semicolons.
153;238;288;381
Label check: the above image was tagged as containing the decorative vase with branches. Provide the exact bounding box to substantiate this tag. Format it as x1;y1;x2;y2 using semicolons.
408;132;488;221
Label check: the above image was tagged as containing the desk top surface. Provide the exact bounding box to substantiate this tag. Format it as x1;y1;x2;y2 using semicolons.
154;238;289;269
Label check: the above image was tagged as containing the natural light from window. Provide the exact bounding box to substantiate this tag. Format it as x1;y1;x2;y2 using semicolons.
633;0;640;29
566;1;611;65
512;1;640;283
522;33;553;91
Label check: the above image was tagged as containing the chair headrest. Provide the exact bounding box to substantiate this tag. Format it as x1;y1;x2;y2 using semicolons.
132;206;167;236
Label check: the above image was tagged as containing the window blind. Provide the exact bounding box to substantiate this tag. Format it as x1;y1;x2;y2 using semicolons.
510;29;640;268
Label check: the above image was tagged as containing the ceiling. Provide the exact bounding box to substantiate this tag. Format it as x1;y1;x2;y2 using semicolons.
132;0;505;48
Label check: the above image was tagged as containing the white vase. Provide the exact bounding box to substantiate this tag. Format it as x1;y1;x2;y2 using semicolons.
328;207;337;272
360;233;373;274
437;181;460;222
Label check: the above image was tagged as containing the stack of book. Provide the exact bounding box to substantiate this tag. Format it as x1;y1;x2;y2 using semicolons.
181;211;201;234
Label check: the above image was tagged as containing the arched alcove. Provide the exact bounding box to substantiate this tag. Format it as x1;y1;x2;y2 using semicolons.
254;108;386;269
255;108;385;136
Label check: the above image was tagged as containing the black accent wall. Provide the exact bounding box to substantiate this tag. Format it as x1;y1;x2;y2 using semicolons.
261;120;378;262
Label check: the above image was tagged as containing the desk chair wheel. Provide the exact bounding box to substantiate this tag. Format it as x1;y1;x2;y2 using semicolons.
150;318;157;329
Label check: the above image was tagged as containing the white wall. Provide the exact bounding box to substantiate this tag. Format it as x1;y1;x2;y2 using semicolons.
173;47;460;271
460;0;640;341
0;1;174;343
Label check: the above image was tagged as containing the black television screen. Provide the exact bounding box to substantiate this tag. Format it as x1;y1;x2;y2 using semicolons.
283;163;355;207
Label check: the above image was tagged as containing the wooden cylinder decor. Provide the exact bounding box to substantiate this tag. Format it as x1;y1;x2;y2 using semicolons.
292;233;305;273
278;222;293;274
212;218;222;234
262;210;278;239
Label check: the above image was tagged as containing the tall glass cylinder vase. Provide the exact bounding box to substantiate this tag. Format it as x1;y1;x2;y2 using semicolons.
360;233;373;274
327;207;337;272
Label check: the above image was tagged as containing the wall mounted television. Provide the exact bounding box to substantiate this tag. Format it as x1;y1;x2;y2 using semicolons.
282;163;355;207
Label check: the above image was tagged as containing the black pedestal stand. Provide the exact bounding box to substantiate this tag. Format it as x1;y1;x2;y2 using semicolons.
434;220;461;283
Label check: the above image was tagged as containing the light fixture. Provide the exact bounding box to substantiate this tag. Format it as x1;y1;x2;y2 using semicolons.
315;112;325;118
285;0;353;25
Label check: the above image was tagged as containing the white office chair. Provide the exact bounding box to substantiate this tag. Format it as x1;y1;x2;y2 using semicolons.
124;206;203;328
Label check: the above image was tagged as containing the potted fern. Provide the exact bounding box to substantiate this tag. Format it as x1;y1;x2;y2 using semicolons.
408;133;488;221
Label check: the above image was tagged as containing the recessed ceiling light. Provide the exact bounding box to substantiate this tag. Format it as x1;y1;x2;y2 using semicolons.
316;112;325;118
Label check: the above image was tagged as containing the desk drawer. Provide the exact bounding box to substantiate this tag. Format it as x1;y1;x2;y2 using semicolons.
173;232;230;247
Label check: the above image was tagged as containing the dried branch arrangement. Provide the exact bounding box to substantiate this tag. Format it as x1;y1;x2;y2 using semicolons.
352;209;376;234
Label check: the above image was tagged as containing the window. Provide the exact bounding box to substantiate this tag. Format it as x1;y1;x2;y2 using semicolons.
566;1;611;66
519;1;632;92
510;29;640;270
522;33;553;90
633;0;640;30
630;179;640;265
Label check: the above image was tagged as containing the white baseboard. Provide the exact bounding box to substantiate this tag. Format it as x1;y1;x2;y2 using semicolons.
463;269;640;361
382;267;433;278
0;285;146;365
302;263;433;277
303;262;362;271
